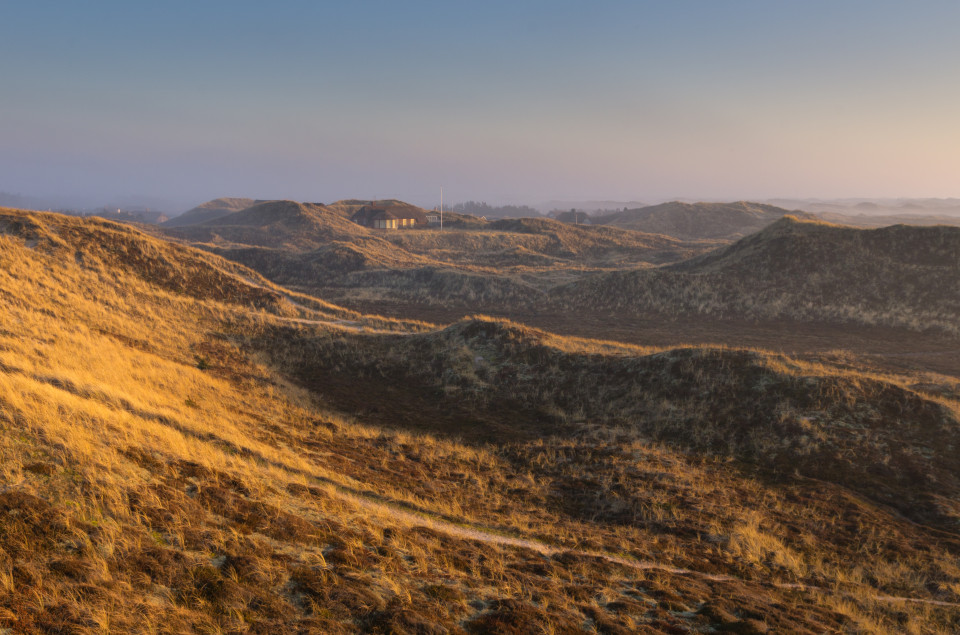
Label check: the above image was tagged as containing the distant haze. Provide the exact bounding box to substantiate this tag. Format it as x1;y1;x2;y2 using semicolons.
2;1;960;210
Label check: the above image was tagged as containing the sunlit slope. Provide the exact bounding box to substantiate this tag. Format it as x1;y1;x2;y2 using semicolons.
553;216;960;333
0;210;545;632
166;199;374;249
0;208;288;308
2;209;959;632
0;210;335;631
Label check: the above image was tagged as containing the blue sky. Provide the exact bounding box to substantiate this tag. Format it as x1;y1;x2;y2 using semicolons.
2;1;959;209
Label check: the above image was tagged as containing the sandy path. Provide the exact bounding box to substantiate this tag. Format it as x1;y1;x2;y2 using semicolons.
321;481;960;610
279;315;399;334
237;274;414;334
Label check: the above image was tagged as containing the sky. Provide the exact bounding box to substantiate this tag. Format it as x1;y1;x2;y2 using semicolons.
2;1;960;210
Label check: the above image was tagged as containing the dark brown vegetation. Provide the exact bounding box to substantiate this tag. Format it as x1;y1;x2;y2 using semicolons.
267;316;960;530
551;216;960;335
337;300;960;379
2;207;960;633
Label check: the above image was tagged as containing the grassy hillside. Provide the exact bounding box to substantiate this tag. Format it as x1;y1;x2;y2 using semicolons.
553;216;960;334
268;316;960;530
0;208;287;309
3;208;960;632
592;201;814;240
166;200;373;250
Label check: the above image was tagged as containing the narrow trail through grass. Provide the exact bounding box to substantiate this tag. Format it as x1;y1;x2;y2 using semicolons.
238;274;415;334
238;268;960;611
317;474;960;610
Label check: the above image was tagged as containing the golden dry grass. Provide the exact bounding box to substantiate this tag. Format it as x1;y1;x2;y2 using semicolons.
1;209;959;633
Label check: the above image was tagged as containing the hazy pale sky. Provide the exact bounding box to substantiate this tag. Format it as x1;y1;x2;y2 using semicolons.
2;1;959;209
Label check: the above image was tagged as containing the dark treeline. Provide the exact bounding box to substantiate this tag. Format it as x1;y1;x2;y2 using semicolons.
0;192;29;207
446;201;540;218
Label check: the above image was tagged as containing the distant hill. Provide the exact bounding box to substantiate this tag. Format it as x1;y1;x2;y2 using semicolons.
87;208;169;224
161;198;720;310
552;216;960;334
166;197;713;268
768;197;960;218
163;199;439;293
167;198;476;249
163;197;258;227
591;201;813;240
813;211;960;228
164;199;375;249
